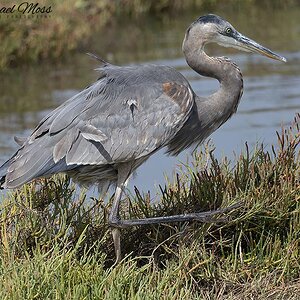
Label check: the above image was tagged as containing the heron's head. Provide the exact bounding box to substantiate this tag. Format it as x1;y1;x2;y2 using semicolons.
186;14;286;62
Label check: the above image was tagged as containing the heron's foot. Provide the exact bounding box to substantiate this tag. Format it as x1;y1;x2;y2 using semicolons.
112;202;242;227
109;216;131;229
108;202;242;263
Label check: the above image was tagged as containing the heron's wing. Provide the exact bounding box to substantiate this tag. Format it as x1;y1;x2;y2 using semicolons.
4;65;194;188
65;81;194;165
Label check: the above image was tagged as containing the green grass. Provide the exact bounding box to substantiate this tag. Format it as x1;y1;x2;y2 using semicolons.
0;114;299;299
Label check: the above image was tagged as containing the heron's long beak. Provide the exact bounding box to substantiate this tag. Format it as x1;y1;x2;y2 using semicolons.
234;32;287;62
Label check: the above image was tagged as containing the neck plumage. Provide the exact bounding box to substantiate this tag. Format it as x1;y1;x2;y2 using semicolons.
183;34;243;125
166;37;243;155
183;35;243;110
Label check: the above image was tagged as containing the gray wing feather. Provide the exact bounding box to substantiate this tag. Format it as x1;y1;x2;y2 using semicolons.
66;135;112;165
6;141;53;187
14;136;27;146
3;64;194;188
80;124;108;143
53;128;79;163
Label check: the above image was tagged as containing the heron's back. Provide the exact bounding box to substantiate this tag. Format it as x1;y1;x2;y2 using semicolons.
0;64;195;189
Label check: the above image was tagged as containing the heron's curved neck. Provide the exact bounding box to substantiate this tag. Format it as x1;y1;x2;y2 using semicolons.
183;36;243;120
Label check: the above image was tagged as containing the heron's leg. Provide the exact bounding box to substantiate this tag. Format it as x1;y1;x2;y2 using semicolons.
111;227;121;263
108;164;131;263
115;202;241;227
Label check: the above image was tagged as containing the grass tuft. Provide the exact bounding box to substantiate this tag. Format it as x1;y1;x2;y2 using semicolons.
0;113;299;299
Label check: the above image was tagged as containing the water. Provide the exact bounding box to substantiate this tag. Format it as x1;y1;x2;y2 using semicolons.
0;5;299;197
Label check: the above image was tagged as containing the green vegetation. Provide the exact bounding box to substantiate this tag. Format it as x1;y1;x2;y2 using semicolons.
0;0;110;70
0;114;299;299
0;0;298;70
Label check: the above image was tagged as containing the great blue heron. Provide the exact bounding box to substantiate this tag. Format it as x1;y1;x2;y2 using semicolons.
0;14;286;262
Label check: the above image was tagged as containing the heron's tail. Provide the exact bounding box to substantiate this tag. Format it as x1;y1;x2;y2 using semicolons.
4;146;55;189
0;154;16;189
0;173;5;189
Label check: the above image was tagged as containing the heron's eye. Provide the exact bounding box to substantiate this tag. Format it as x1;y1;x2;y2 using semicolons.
225;27;233;35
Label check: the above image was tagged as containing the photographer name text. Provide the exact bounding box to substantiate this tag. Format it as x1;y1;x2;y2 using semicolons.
0;2;52;15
